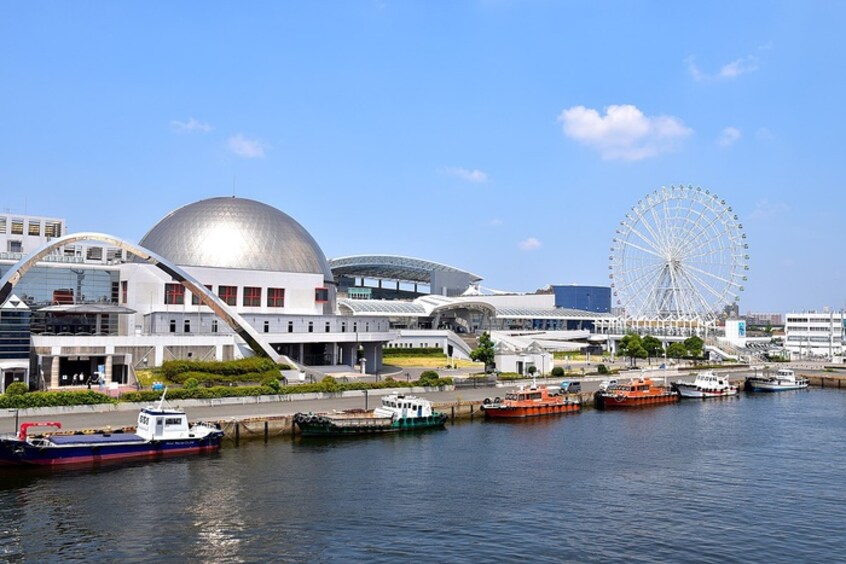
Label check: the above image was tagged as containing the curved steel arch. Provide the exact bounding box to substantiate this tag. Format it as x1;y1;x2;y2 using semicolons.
0;232;280;362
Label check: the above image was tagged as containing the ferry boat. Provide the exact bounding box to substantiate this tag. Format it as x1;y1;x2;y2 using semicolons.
673;371;739;399
0;392;224;466
293;394;447;437
594;377;679;409
745;368;809;392
480;383;580;419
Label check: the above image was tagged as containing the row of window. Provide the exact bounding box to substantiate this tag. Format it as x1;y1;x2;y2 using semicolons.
0;217;63;237
163;284;321;308
166;317;377;334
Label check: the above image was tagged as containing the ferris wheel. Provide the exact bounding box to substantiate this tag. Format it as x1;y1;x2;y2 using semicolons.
609;185;749;322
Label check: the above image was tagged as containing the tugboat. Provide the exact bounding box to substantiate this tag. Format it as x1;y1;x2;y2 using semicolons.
673;371;739;399
745;368;809;392
0;391;223;466
594;376;679;409
480;382;580;419
293;394;447;437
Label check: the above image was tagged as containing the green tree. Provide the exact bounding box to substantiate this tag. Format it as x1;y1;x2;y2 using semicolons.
527;365;537;377
684;335;704;358
618;333;645;367
641;335;664;364
666;342;687;359
470;331;496;372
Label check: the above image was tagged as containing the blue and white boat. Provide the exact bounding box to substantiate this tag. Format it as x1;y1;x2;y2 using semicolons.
0;392;223;466
745;368;809;392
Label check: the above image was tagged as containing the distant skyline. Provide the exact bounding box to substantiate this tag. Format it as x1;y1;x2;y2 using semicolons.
2;2;845;313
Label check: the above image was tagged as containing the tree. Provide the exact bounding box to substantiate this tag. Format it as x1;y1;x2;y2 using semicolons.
527;365;537;377
641;335;664;364
666;342;687;359
470;331;496;372
684;335;704;358
618;333;645;367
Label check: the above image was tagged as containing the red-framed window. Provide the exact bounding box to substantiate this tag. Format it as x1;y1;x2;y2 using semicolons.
192;284;212;305
165;283;185;305
243;286;261;307
315;287;329;303
218;285;237;306
268;288;285;307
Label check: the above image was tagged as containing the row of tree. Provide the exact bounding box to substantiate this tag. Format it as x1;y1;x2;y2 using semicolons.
618;333;704;367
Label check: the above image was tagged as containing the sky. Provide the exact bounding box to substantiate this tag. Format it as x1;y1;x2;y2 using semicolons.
1;1;844;314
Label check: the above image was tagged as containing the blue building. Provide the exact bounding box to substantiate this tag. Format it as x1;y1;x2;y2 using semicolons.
552;285;611;313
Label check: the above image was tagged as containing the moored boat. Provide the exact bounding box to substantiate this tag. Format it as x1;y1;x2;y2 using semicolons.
480;383;580;419
293;394;447;437
673;371;739;399
745;368;809;392
0;392;223;466
594;377;679;409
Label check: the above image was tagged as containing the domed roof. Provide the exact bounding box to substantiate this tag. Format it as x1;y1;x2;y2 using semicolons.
139;197;333;279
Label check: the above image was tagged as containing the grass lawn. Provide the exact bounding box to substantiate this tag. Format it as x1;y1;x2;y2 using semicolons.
385;357;484;368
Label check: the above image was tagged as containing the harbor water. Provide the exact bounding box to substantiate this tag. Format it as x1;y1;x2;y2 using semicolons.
2;389;846;562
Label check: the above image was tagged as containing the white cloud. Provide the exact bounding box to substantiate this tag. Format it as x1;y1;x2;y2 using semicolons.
443;167;488;183
749;199;789;221
228;134;267;159
718;126;741;147
557;104;692;161
685;55;759;82
170;118;212;133
518;237;541;251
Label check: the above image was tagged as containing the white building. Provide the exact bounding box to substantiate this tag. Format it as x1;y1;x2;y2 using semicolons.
784;311;845;359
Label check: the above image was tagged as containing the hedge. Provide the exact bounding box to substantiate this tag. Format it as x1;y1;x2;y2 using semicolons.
0;390;116;409
169;369;282;386
160;358;289;380
382;347;446;357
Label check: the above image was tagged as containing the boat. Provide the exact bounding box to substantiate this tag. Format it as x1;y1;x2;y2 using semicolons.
480;382;580;419
594;376;679;409
672;371;739;399
745;368;809;392
0;391;224;466
293;394;447;437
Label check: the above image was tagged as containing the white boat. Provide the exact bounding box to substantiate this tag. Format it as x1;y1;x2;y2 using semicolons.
745;368;809;392
673;371;738;398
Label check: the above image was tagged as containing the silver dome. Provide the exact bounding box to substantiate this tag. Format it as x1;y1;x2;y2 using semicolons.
139;197;333;279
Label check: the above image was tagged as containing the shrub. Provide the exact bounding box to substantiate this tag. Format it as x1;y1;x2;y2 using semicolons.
0;390;115;409
5;382;29;396
160;358;289;380
551;367;564;377
183;378;199;390
262;376;281;392
417;370;440;386
597;364;610;375
319;376;340;393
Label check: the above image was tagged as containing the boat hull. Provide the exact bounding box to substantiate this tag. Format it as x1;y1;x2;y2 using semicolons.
0;434;223;467
674;384;739;399
595;392;679;409
294;412;448;437
745;381;809;392
482;402;580;419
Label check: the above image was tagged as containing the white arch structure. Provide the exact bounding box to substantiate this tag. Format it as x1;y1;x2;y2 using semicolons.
0;232;282;363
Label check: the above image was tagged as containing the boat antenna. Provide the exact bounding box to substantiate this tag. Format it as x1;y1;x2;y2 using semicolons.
157;387;168;410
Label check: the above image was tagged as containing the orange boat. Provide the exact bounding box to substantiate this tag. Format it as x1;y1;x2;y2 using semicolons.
481;384;580;419
594;377;679;409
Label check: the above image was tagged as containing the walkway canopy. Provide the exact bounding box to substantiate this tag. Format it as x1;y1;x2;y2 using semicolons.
329;255;482;285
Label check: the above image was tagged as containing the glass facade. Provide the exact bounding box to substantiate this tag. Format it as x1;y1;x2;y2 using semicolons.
552;285;611;313
0;308;31;359
0;263;119;307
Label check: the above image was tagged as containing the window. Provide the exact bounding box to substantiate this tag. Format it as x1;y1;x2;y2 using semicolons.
7;240;22;253
165;283;185;305
192;284;212;305
315;288;329;303
243;286;261;307
218;285;237;306
169;319;176;333
288;321;294;333
120;281;127;304
353;322;358;332
45;221;62;238
11;219;23;235
267;288;285;307
341;322;346;333
28;221;40;236
264;320;270;333
212;319;218;333
184;320;191;333
308;321;314;333
86;246;103;261
325;322;331;332
0;217;5;234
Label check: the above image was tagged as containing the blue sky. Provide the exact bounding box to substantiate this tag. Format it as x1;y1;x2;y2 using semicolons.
1;2;844;313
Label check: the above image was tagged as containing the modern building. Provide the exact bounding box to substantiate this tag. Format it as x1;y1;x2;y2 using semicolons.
0;197;396;390
552;285;611;313
784;311;845;359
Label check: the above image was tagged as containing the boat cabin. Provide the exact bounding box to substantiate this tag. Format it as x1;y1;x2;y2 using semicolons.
136;407;190;440
375;394;434;419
